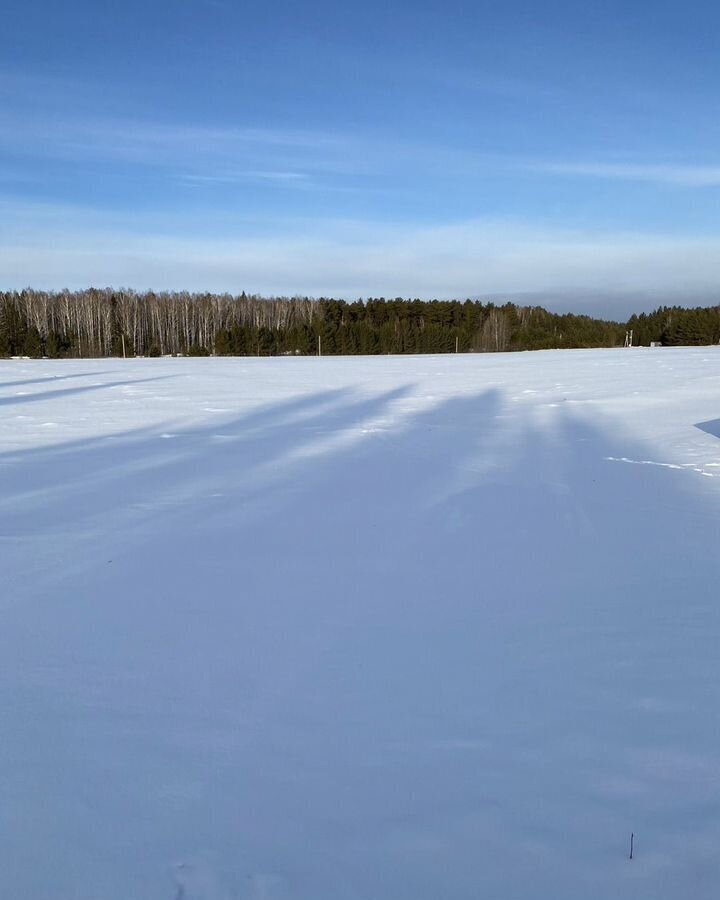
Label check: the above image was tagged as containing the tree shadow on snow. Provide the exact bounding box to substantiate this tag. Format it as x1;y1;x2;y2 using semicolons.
0;371;113;390
696;418;720;439
1;381;720;900
0;374;177;408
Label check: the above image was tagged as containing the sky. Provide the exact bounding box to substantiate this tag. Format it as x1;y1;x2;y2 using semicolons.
2;0;720;316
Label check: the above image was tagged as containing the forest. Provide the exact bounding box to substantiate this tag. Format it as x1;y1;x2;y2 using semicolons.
0;289;718;358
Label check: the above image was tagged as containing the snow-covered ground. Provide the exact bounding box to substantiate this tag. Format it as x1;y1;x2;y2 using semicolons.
2;348;720;900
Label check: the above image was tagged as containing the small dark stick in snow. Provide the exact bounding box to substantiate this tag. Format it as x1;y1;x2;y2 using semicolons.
629;832;634;860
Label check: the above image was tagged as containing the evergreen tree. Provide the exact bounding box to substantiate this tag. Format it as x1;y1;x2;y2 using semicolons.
23;327;43;358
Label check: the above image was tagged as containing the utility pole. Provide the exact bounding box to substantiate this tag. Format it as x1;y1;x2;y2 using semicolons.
318;334;322;357
455;335;459;353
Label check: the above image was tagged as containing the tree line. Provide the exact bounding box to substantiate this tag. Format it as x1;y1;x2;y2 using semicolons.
626;306;720;347
0;289;718;358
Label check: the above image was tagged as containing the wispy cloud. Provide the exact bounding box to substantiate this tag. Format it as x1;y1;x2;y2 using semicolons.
0;104;488;188
6;99;720;192
432;67;562;102
0;113;343;165
179;171;310;186
0;74;353;180
0;69;548;184
535;161;720;187
3;69;717;193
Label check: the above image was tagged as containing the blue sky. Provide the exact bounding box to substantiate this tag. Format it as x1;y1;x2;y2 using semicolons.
2;0;720;315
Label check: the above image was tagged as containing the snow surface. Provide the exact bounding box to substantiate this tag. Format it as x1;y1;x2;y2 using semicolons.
1;348;720;899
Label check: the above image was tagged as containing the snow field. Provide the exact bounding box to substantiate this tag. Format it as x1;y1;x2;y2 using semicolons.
1;348;720;899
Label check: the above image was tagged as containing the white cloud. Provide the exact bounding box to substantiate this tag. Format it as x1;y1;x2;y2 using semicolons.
1;200;719;310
